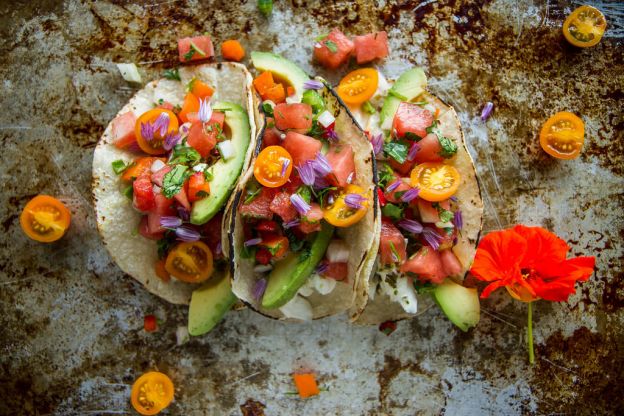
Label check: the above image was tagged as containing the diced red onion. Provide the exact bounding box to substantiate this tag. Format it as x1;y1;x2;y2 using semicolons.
398;219;423;234
401;187;420;203
344;193;367;210
150;159;166;173
290;193;311;215
283;219;300;229
311;152;332;176
315;261;329;274
422;227;442;250
160;216;182;228
244;237;262;247
325;128;339;142
176;226;201;242
407;142;420;162
453;210;463;230
386;180;402;192
281;158;290;177
317;110;335;128
163;131;181;151
140;121;155;141
371;133;383;156
303;80;324;90
152;112;170;136
296;161;316;186
198;98;212;123
326;240;349;263
252;278;268;300
481;102;494;121
177;206;190;221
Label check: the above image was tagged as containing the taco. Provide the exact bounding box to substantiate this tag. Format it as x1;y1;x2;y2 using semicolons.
92;62;255;334
226;53;378;320
348;68;484;329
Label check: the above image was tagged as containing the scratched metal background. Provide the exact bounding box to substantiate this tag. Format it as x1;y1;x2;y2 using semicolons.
0;0;622;415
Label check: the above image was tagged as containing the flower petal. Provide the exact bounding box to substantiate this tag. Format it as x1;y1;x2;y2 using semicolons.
470;229;527;283
512;225;569;267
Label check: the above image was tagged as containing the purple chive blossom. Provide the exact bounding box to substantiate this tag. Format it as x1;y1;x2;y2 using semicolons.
160;216;182;229
163;131;181;151
290;193;311;215
422;227;442;250
407;142;421;162
152;112;170;136
398;219;423;234
344;193;367;209
303;80;324;90
253;278;268;300
386;180;402;193
244;237;262;247
480;102;494;121
176;226;201;242
280;158;291;177
371;133;383;156
283;219;300;229
311;152;332;176
215;241;222;256
325;128;339;142
401;187;420;203
198;98;212;123
140;121;155;141
313;176;330;190
453;210;463;230
177;206;190;221
316;261;329;274
449;196;458;202
296;161;316;186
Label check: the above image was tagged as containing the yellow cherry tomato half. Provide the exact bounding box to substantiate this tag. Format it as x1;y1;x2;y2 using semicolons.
322;184;369;227
20;195;71;243
539;111;585;160
135;108;179;155
254;145;293;188
563;5;607;48
130;371;174;415
165;241;213;283
336;68;379;106
410;163;461;202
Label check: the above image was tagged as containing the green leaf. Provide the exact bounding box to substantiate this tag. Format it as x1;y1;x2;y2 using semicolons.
382;203;404;220
413;279;435;294
244;187;262;204
404;132;423;142
122;184;133;200
163;68;180;81
389;241;401;263
241;244;256;259
195;190;209;198
378;163;395;188
296;186;312;204
257;0;273;16
169;144;201;165
111;159;131;175
317;186;337;209
183;41;206;61
157;232;176;259
383;141;409;164
362;101;376;114
204;168;214;182
262;102;274;117
324;40;338;53
314;33;329;42
307;120;325;138
425;120;439;134
162;165;189;198
438;136;458;158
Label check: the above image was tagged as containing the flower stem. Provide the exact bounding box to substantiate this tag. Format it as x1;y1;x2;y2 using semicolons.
527;301;535;365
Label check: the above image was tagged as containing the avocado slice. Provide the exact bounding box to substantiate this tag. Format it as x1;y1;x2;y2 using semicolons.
250;51;310;102
188;273;237;336
379;68;427;130
262;221;334;309
190;102;250;225
432;279;480;332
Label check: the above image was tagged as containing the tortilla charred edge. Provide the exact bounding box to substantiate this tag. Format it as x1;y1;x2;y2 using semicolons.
226;76;378;320
350;91;484;324
92;62;256;305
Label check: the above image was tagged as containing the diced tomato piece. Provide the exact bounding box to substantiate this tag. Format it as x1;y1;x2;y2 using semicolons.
389;157;416;176
313;28;354;69
240;188;274;219
282;175;303;194
400;246;446;284
393;103;434;140
255;248;272;265
377;188;387;207
139;215;164;240
133;174;155;212
112;111;137;149
379;220;407;265
151;165;172;188
121;157;156;182
188;172;211;202
320;261;348;281
440;249;462;277
303;203;323;224
413;133;444;163
178;35;215;63
269;192;297;223
325;144;355;187
152;193;176;216
147;212;164;235
416;199;450;223
283;132;322;167
261;235;289;259
384;175;411;204
201;212;223;258
274;103;313;132
256;220;279;233
353;31;389;64
174;185;191;211
298;221;321;234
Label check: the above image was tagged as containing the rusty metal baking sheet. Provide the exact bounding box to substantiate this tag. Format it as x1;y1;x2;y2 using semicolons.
1;0;622;415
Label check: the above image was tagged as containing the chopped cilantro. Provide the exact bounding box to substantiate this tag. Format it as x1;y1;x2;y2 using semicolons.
404;132;423;142
317;186;337;209
389;241;401;263
185;78;196;92
195;190;209;198
157;232;176;259
324;40;338;53
438;136;458;158
244;187;262;204
111;159;131;175
183;41;206;61
241;244;256;259
262;102;274;117
382;203;404;221
204;168;214;182
163;68;181;81
162;165;189;198
383;141;409;164
413;279;435;294
432;202;454;223
285;227;305;252
169;143;201;165
425;120;439;134
307;120;325;138
378;163;395;188
314;33;328;42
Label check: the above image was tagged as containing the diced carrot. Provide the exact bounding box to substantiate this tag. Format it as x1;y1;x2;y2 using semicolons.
121;157;156;182
155;259;170;283
287;86;295;97
179;93;200;123
264;83;286;103
293;373;320;399
221;39;245;62
253;71;275;96
190;79;214;100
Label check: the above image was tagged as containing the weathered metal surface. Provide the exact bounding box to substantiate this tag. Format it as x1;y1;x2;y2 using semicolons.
0;0;622;415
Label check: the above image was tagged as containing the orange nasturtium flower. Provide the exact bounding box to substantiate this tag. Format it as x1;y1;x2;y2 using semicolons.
469;225;595;364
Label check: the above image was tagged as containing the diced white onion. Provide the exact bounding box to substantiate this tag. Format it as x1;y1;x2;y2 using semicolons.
326;240;349;263
116;63;142;83
217;140;235;160
317;110;335;128
382;277;418;314
313;274;337;295
150;159;166;173
176;326;190;345
279;295;313;321
193;163;208;172
298;279;314;297
285;95;299;104
253;264;273;273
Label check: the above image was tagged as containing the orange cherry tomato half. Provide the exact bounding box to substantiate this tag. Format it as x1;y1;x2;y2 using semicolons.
135;109;179;155
253;145;293;188
130;371;174;415
410;163;461;202
20;195;71;243
164;241;213;283
322;184;369;227
539;111;585;160
563;5;607;48
336;68;379;106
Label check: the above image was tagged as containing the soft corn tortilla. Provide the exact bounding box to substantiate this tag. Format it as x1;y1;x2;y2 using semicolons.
92;63;255;305
351;92;484;324
228;78;379;320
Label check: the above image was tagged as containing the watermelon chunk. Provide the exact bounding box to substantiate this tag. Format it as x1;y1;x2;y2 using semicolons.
384;174;411;204
178;35;215;63
313;28;354;69
440;249;462;277
392;102;434;140
239;188;273;219
112;111;137;149
139;215;164;240
321;261;348;281
262;117;283;148
187;112;225;158
413;133;444;163
325;144;355;187
151;193;176;216
379;220;406;265
400;246;446;284
353;31;389;64
270;192;297;222
282;132;322;167
274;103;313;132
389;157;416;176
417;199;450;224
151;165;172;188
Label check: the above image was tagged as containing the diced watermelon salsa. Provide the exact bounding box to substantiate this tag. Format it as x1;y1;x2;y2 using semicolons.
178;35;215;63
353;31;389;64
311;28;390;68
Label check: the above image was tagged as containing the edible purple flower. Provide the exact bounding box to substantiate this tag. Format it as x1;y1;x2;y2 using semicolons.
386;180;402;193
290;193;311;215
244;237;262;247
140;121;155;141
160;216;182;229
303;80;324;90
283;219;300;229
281;158;291;177
177;206;190;221
370;133;383;156
163;131;181;151
344;193;367;209
398;219;423;234
176;226;201;242
422;227;442;250
198;98;212;123
215;241;222;256
313;176;330;190
401;187;420;203
453;210;463;230
152;112;170;136
296;161;316;186
450;196;458;202
316;261;329;274
480;102;494;121
252;278;268;300
311;152;332;176
407;142;420;162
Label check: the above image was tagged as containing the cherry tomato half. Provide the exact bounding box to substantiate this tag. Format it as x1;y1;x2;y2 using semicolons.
322;184;369;227
563;5;607;48
165;241;214;283
253;145;293;188
20;195;71;243
130;371;174;415
410;163;461;202
336;68;379;106
539;111;585;160
135;109;179;155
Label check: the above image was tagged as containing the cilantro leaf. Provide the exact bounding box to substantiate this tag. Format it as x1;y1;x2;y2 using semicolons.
296;186;312;204
404;132;423;142
262;102;274;117
244;187;262;204
381;203;404;221
438;136;458;158
378;163;395;188
183;41;206;61
383;141;409;164
162;165;189;198
163;68;181;81
122;184;133;200
324;40;338;53
169;143;201;165
413;279;435;294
